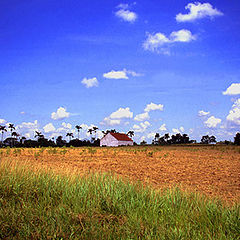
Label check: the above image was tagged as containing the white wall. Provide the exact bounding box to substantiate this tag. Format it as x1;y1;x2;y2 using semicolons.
100;133;118;147
100;133;133;147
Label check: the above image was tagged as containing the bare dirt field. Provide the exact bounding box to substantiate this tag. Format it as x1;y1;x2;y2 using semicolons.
1;145;240;203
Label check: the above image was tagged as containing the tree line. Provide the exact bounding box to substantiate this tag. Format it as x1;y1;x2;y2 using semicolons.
0;124;134;148
0;123;240;147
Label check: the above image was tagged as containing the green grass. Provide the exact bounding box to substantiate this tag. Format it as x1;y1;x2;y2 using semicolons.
0;161;239;239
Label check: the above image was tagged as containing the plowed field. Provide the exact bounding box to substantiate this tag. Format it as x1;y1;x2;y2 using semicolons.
1;145;240;203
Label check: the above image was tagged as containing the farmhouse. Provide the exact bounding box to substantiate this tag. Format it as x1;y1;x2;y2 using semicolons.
100;132;133;147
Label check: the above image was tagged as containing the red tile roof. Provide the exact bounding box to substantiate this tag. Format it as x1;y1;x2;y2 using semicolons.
110;132;133;141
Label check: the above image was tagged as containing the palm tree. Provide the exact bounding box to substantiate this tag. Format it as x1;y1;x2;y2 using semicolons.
35;131;44;140
127;131;134;138
66;132;74;142
92;126;99;140
102;130;106;136
75;125;82;139
0;125;7;144
8;123;15;134
8;124;15;147
12;132;20;146
88;128;93;141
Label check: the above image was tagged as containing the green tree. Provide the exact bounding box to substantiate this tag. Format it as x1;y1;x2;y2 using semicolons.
88;128;93;141
66;132;74;142
127;131;134;138
0;125;7;144
35;131;44;140
92;126;99;140
8;124;15;147
154;133;160;145
234;132;240;145
75;125;82;139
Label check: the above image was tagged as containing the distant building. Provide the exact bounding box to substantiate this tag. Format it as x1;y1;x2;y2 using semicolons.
100;132;133;147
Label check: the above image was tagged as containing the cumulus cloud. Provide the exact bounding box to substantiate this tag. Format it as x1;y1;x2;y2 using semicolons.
176;2;223;22
43;123;56;133
100;107;132;126
172;126;184;134
179;126;185;132
198;110;210;116
134;112;150;121
143;29;195;53
204;116;222;128
103;70;128;79
16;120;39;138
133;121;150;133
100;117;121;126
222;83;240;95
0;119;6;124
51;107;70;120
147;132;156;139
159;123;167;131
81;77;99;88
109;107;133;119
103;69;142;80
170;30;196;42
144;102;164;112
115;4;137;23
172;128;180;134
226;98;240;125
61;122;72;129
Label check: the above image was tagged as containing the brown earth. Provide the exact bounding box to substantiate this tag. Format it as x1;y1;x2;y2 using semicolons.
1;145;240;203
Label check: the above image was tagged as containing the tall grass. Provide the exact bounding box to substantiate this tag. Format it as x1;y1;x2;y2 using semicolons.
0;160;239;239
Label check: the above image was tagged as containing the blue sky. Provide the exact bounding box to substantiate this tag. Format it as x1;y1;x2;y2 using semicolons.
1;0;240;143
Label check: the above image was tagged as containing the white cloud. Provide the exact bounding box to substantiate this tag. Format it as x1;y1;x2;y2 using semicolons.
144;102;164;112
115;4;137;23
159;123;167;131
100;117;121;126
0;119;6;124
204;116;222;128
125;69;143;77
176;2;223;22
100;107;132;126
133;121;150;133
140;121;150;128
143;29;196;53
198;110;210;116
226;98;240;125
117;3;129;10
103;69;142;80
133;124;141;132
43;123;56;133
134;112;150;121
222;83;240;95
172;128;180;134
172;127;184;134
143;33;170;52
179;126;185;132
103;70;128;79
51;107;70;120
62;122;72;129
16;120;39;138
170;29;196;42
80;124;89;130
81;77;99;88
147;132;155;139
110;107;133;119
